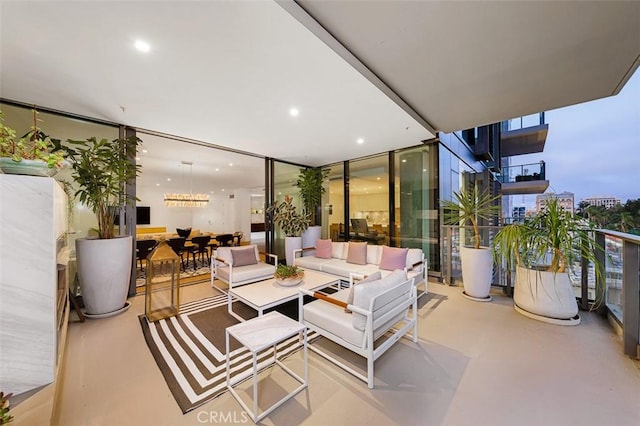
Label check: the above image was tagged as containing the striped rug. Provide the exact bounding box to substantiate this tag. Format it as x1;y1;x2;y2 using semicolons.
139;294;310;414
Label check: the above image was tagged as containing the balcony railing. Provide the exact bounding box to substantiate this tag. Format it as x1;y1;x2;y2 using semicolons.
441;225;640;359
501;112;546;132
496;161;546;184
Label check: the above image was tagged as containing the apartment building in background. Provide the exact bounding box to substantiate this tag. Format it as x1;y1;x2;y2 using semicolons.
582;196;622;209
535;191;575;214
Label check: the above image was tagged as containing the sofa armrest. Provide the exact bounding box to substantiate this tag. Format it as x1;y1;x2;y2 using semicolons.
298;288;368;316
348;272;368;288
293;247;315;259
262;252;278;265
214;257;230;266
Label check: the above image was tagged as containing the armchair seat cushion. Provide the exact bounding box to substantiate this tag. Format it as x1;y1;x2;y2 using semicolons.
216;262;275;284
303;289;365;347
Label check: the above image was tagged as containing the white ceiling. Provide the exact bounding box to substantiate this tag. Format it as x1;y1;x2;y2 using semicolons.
1;0;638;188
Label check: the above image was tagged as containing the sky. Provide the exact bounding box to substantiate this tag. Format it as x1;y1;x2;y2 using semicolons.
513;68;640;209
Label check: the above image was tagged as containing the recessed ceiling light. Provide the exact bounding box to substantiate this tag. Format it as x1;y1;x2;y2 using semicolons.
289;107;299;117
167;178;171;181
423;169;427;172
376;177;381;181
402;159;407;163
142;149;148;153
210;191;214;194
134;39;150;53
221;189;225;192
357;138;364;144
135;157;140;161
228;163;233;167
156;183;160;187
215;168;219;172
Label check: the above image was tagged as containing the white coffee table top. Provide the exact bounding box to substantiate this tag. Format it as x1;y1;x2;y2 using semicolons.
226;311;304;352
230;269;341;310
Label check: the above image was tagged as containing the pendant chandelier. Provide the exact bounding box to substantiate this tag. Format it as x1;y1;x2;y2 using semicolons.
164;161;209;208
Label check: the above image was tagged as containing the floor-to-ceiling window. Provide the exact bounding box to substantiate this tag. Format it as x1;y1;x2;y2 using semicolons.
348;155;389;245
270;161;304;260
322;163;344;241
395;144;439;272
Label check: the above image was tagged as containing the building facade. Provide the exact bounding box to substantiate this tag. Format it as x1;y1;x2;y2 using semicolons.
536;192;575;214
582;196;621;209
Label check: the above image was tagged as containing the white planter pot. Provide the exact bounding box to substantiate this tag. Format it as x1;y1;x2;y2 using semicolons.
302;226;322;256
460;246;493;299
284;236;302;266
514;265;579;321
76;235;132;316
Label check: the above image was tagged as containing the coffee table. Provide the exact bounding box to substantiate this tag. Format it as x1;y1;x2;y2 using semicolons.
228;269;341;322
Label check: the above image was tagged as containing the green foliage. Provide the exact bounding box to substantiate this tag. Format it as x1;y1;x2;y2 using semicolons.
0;391;13;425
295;167;329;224
493;198;604;277
577;199;640;233
63;136;142;239
0;109;65;167
265;195;310;237
274;264;304;280
441;182;500;249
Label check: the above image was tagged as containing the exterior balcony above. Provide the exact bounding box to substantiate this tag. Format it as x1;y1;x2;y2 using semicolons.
501;113;548;157
497;161;549;195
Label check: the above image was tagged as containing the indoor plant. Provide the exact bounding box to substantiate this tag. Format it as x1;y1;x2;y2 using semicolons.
0;391;13;424
0;109;65;176
274;264;304;286
492;197;603;324
266;195;310;265
296;167;329;250
441;182;500;300
64;135;142;316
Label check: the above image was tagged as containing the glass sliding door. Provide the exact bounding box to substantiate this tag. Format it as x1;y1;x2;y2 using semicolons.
271;161;303;261
395;145;439;273
349;155;389;245
322;163;344;241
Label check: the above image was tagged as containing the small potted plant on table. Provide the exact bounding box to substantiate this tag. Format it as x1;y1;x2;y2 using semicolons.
274;264;304;286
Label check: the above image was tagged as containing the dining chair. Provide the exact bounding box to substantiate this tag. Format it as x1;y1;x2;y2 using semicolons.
190;235;212;268
167;237;190;271
232;231;244;246
136;239;157;272
215;233;234;247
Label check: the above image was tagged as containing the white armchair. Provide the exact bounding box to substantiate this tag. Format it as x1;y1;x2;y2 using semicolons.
211;244;277;292
298;269;417;388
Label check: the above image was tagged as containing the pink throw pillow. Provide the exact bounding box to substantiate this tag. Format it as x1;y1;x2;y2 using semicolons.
346;242;367;265
379;246;409;271
315;239;332;259
231;246;258;267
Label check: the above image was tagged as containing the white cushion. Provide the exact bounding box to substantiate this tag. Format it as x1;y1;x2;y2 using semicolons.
331;242;345;259
366;245;383;265
303;289;365;347
339;242;349;260
406;248;423;271
352;269;407;331
230;263;275;285
295;256;333;271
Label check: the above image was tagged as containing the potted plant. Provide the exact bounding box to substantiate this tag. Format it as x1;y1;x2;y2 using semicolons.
274;264;304;286
266;195;310;265
296;167;329;250
0;109;65;176
0;391;13;424
441;182;500;300
492;197;603;324
63;135;142;317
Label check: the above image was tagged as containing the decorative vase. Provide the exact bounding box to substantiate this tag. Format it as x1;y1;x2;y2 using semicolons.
284;236;302;266
302;225;322;256
76;235;133;316
514;265;579;323
0;158;59;177
275;275;304;287
460;246;493;300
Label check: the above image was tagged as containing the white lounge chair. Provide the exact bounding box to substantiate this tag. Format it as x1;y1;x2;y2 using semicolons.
298;269;418;388
211;244;277;292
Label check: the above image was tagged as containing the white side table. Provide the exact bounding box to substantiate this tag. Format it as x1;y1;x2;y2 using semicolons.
225;311;308;423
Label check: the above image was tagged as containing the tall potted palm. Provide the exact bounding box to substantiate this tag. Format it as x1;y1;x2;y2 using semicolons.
296;167;329;249
442;182;500;300
266;195;310;265
493;198;603;324
64;135;142;316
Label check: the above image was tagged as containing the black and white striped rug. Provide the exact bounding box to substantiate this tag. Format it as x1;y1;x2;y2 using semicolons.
138;294;309;413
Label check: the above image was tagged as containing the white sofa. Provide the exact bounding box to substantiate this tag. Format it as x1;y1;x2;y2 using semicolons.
211;244;277;292
299;269;418;388
293;242;427;295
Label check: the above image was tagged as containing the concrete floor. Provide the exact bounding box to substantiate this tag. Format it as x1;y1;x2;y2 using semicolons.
14;280;640;425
